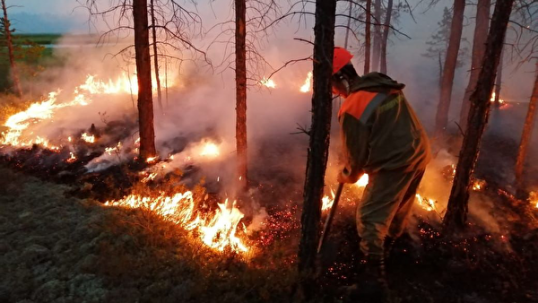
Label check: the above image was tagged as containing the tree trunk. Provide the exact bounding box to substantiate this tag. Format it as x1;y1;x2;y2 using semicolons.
494;46;503;107
380;0;393;74
434;0;466;139
438;52;443;90
1;0;22;97
514;62;538;190
459;0;490;129
343;1;352;49
150;0;163;113
297;0;336;297
443;0;514;231
372;0;382;71
133;0;157;161
235;0;248;190
364;0;372;74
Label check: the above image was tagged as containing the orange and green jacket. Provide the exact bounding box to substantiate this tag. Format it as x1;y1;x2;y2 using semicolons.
338;72;431;180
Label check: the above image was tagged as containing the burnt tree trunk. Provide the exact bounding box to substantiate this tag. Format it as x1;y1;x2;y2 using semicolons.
150;0;163;113
133;0;157;161
443;0;514;231
297;0;336;296
434;0;466;139
372;0;382;71
1;0;22;97
515;62;538;190
380;0;393;74
494;46;504;107
235;0;248;190
364;0;372;74
459;0;490;129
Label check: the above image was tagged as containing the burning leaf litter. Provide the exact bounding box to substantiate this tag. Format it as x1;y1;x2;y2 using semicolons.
321;173;439;213
104;192;249;253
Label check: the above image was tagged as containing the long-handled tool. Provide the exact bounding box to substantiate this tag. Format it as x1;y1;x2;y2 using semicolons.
317;183;344;254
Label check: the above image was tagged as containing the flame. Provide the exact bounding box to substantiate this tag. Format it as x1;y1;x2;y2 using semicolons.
355;174;369;188
472;179;486;191
146;157;158;164
81;133;95;143
104;192;249;253
105;142;122;155
300;72;313;93
529;191;538;209
1;74;175;151
490;92;505;104
261;78;276;88
67;152;77;163
322;189;336;211
200;142;220;158
415;193;437;212
200;200;248;252
141;172;158;183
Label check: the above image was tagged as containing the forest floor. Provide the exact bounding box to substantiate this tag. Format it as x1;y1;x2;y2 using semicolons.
1;100;538;303
1;135;538;303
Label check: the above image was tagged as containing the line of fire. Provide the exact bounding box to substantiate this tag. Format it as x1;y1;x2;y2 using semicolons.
0;0;537;302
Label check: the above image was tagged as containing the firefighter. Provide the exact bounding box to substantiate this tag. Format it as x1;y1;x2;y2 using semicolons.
332;47;431;300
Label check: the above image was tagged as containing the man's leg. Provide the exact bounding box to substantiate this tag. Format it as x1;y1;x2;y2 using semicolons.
353;169;417;301
357;169;416;258
387;169;426;240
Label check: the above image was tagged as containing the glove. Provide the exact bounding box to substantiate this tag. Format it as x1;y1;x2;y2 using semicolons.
337;167;356;184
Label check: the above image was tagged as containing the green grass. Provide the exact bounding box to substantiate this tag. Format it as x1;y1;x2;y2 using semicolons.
14;34;62;45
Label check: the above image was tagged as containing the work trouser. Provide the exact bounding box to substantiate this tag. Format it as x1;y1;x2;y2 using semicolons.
357;168;425;257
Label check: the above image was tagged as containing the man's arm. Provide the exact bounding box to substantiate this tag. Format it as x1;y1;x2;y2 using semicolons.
339;113;371;183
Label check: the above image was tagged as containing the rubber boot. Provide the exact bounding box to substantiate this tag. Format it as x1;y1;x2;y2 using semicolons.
354;256;389;303
384;236;397;260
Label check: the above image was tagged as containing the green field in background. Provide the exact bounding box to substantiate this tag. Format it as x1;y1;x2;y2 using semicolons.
15;34;63;45
1;34;63;91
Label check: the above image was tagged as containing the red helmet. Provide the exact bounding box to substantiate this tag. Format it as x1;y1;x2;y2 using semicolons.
333;47;353;75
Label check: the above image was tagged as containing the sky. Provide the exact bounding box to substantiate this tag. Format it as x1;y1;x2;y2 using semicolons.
5;0;537;107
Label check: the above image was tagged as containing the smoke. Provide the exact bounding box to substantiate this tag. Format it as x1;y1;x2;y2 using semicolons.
6;0;537;239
